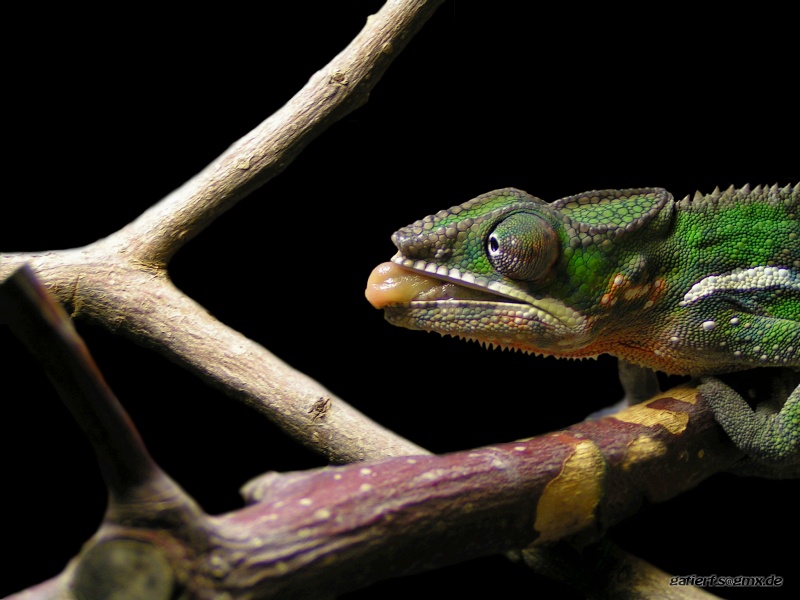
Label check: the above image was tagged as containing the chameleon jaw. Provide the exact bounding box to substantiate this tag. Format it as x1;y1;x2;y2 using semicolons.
366;260;588;352
388;253;546;306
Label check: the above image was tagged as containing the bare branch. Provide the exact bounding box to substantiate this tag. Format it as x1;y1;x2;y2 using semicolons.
0;0;441;463
0;265;158;495
3;2;793;598
0;256;744;589
111;0;445;267
2;297;736;600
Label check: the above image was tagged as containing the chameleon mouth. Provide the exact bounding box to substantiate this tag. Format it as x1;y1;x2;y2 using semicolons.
365;258;584;330
365;261;516;308
365;260;589;355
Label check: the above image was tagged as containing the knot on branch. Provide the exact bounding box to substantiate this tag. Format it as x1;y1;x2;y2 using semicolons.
71;538;176;600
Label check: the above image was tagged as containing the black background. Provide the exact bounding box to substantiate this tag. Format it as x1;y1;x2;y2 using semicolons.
2;2;797;598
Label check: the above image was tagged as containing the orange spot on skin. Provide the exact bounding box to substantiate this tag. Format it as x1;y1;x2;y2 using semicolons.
648;277;668;304
604;274;668;310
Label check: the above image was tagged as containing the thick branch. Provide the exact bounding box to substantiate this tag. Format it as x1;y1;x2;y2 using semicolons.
2;263;732;599
191;385;737;597
6;376;737;599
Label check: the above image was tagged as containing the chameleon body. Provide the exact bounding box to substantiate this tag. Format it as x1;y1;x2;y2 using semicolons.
366;184;800;470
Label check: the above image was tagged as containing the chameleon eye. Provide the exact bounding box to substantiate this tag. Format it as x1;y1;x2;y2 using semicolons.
487;213;558;281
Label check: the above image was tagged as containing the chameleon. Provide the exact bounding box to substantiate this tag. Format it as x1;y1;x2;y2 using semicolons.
366;183;799;473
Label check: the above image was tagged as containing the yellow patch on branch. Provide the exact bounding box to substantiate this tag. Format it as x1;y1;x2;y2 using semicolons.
534;439;605;542
612;386;698;435
622;435;668;470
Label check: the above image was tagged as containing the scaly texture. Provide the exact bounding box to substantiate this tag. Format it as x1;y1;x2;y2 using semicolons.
367;184;799;469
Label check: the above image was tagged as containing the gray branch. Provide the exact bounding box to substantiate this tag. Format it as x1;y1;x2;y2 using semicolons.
0;0;440;463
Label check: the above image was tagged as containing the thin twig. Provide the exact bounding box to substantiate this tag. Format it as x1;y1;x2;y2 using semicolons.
113;0;445;268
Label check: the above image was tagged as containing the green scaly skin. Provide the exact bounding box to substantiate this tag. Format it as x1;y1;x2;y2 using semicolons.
382;184;800;470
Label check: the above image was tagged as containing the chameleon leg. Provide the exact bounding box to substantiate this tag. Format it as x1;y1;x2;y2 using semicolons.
699;377;800;468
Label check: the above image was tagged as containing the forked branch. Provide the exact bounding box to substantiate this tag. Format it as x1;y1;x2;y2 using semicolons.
2;266;736;598
0;2;742;598
0;0;441;463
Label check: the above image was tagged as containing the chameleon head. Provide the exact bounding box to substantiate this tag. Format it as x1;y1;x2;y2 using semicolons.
366;186;683;363
366;188;592;355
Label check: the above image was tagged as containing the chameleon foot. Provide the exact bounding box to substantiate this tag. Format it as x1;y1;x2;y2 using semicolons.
699;376;799;475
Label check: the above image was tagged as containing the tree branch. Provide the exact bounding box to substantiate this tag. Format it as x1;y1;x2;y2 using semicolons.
0;0;441;463
0;265;158;496
113;0;443;268
1;271;738;597
3;2;791;598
